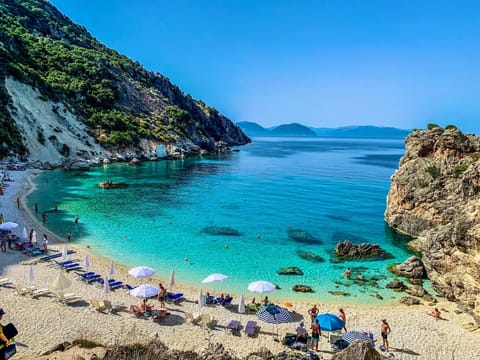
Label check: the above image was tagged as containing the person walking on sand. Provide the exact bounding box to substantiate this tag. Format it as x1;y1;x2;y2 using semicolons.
29;229;34;244
339;308;347;332
310;318;321;351
381;319;391;352
42;234;48;252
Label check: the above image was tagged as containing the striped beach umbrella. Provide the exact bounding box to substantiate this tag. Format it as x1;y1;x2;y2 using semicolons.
342;330;371;344
257;305;292;324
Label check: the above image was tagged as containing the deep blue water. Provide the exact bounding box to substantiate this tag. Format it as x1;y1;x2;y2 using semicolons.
26;137;422;304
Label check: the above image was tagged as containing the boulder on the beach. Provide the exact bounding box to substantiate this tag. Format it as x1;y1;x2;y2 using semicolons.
202;226;242;236
328;291;351;296
287;228;322;245
292;284;313;292
296;250;323;263
390;256;425;279
334;240;390;261
406;278;423;286
400;296;421;306
277;267;304;276
386;280;407;291
331;340;380;360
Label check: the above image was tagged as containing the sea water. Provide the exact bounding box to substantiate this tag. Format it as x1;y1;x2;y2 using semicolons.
26;137;426;304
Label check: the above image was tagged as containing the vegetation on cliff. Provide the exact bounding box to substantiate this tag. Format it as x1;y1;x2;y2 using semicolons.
0;0;249;159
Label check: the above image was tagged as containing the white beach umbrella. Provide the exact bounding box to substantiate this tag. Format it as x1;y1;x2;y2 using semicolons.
109;260;115;275
129;284;159;299
83;255;90;270
128;266;155;278
198;289;204;311
31;230;37;245
238;293;245;314
61;243;68;259
169;270;175;292
52;272;71;294
0;222;18;231
202;273;228;284
22;226;28;240
27;265;35;283
104;275;110;297
248;280;276;293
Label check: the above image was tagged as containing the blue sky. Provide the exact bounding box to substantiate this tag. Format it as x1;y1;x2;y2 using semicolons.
49;0;480;134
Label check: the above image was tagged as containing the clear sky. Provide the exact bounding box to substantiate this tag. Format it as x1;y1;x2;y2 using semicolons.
49;0;480;134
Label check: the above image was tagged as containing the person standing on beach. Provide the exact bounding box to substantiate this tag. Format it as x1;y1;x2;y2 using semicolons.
310;318;321;351
66;233;72;242
16;197;20;209
158;283;167;308
338;308;347;332
29;229;34;244
381;319;391;352
42;234;48;252
308;304;319;322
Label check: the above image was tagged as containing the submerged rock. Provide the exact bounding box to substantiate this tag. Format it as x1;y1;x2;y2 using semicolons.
296;250;324;263
328;291;351;296
202;226;242;236
292;284;313;292
287;228;322;245
98;181;128;189
335;240;390;261
277;267;304;275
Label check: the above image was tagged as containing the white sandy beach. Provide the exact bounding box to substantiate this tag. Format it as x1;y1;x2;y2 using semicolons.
0;169;479;359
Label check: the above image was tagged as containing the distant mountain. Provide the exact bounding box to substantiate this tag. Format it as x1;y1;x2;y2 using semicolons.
237;121;270;137
269;123;318;137
312;126;410;139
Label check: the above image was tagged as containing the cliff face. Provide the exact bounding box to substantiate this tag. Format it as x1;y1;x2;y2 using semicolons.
385;126;480;316
0;0;250;163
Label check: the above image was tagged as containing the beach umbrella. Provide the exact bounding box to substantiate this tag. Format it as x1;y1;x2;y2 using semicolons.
342;331;371;344
27;265;35;283
31;230;37;245
0;222;18;231
198;289;204;311
128;266;155;278
83;255;90;270
202;273;228;284
316;313;344;331
248;280;275;293
61;243;68;259
109;260;115;275
168;270;175;292
257;305;292;340
52;272;71;294
238;293;245;314
129;284;159;299
104;275;110;297
22;226;28;240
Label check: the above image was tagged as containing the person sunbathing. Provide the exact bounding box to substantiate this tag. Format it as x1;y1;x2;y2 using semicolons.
427;308;441;320
140;299;153;313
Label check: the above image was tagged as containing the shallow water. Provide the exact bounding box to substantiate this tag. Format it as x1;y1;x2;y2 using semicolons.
26;137;429;304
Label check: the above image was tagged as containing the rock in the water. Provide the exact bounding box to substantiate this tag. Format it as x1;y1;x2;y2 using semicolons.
405;285;428;298
98;181;128;189
384;126;480;314
277;267;304;275
331;340;380;360
296;250;323;263
400;296;421;305
292;284;313;292
375;293;384;300
335;240;389;261
391;256;425;278
287;228;322;245
406;278;423;286
328;291;351;296
202;226;241;236
386;280;407;291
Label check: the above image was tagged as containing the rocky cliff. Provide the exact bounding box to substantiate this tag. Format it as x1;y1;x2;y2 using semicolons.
0;0;250;165
385;126;480;319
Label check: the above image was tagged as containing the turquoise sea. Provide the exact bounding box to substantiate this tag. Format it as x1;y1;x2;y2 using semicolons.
26;137;425;304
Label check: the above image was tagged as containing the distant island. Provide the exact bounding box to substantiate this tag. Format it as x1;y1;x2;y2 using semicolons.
237;121;411;139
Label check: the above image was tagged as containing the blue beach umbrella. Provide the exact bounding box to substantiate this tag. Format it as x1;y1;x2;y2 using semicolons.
316;313;344;331
342;330;371;344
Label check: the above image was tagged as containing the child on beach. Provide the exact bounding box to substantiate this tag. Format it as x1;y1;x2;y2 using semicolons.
42;234;48;252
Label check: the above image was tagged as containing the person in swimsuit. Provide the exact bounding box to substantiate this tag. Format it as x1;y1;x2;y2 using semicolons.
310;318;321;351
338;308;347;332
381;319;391;352
158;283;167;308
308;304;319;322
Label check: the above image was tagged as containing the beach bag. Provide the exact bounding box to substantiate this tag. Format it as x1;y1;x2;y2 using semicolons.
1;344;16;359
2;324;17;340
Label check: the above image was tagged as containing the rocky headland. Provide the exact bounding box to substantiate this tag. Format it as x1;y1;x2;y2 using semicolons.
384;125;480;322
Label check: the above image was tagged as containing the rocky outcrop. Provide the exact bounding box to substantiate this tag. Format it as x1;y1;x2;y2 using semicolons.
287;229;322;245
390;256;425;279
277;267;304;276
331;340;380;360
386;280;407;291
385;126;480;315
292;285;313;292
400;296;421;306
335;240;389;261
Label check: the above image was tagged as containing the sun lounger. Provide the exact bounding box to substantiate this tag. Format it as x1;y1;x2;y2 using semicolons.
226;320;241;334
109;281;124;290
199;314;215;328
0;277;10;286
101;300;122;314
55;292;82;305
14;284;29;296
185;311;201;324
166;292;184;304
39;250;76;262
90;299;107;313
245;320;258;336
125;284;136;291
63;263;81;271
30;288;51;299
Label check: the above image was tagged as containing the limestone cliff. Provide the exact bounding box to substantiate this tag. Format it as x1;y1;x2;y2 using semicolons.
385;126;480;317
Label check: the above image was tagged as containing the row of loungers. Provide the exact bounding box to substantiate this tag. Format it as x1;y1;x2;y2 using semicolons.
39;250;76;262
74;271;126;290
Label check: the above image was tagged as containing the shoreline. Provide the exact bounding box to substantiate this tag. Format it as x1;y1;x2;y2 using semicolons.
1;169;479;359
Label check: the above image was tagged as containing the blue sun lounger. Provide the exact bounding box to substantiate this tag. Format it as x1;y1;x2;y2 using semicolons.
39;250;76;262
245;321;258;337
167;292;184;304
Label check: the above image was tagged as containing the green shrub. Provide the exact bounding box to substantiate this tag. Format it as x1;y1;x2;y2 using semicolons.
427;123;441;130
453;163;469;177
445;124;458;130
426;165;441;179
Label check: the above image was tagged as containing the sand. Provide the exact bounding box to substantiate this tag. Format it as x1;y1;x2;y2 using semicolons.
0;168;479;360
